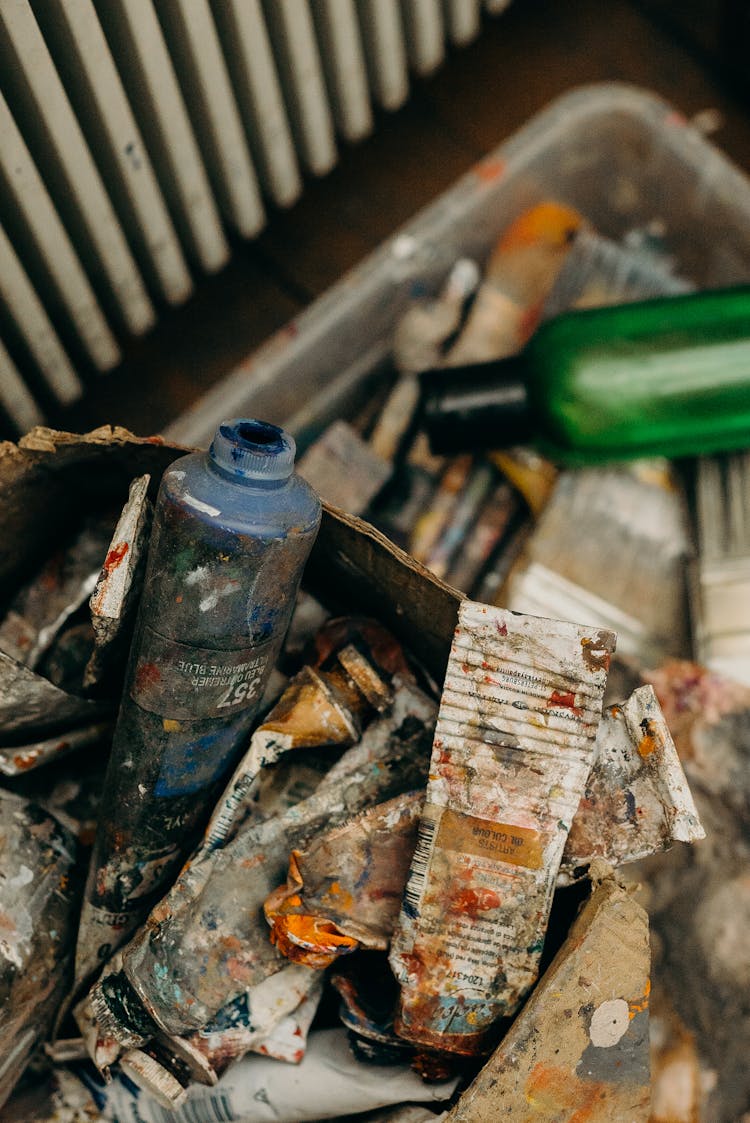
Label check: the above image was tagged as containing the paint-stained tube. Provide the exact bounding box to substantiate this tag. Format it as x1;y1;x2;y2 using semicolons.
0;721;112;777
202;618;409;854
260;684;702;968
444;863;651;1122
74;420;321;988
67;1028;459;1123
265;791;423;967
0;791;80;1110
0;651;110;761
76;679;436;1068
186;967;324;1073
560;684;704;882
389;601;616;1056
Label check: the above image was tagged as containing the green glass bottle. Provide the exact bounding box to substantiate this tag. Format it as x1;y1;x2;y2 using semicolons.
420;286;750;463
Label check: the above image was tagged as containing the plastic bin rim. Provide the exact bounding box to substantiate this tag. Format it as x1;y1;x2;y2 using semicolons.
167;82;750;448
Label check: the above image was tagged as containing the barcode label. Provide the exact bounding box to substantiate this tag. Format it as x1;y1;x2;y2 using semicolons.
205;771;257;850
153;1091;236;1122
402;809;438;917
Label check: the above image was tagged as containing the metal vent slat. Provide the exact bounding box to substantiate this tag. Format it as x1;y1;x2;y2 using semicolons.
0;0;507;434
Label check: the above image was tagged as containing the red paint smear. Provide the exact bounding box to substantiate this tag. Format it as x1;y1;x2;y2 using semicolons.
474;157;506;184
12;752;41;771
451;887;501;918
134;661;161;691
145;434;165;444
547;690;583;717
104;541;129;574
665;110;687;127
497;620;508;636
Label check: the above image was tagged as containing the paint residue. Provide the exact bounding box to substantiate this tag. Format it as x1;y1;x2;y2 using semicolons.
548;689;584;717
104;541;129;574
581;634;612;673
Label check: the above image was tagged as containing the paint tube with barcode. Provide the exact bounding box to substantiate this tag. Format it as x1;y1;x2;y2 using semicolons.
70;1028;458;1123
389;601;616;1056
261;683;703;963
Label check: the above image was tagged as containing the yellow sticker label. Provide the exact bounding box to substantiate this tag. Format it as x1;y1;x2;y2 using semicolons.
436;809;543;870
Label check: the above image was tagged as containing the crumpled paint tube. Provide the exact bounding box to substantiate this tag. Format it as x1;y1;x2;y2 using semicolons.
84;474;152;693
0;790;80;1109
262;685;702;973
389;600;616;1056
76;680;436;1066
265;791;423;967
560;684;704;882
201;618;406;853
71;1029;459;1123
97;969;327;1108
184;964;325;1075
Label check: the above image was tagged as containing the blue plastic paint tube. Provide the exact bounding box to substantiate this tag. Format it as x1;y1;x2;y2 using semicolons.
75;419;321;986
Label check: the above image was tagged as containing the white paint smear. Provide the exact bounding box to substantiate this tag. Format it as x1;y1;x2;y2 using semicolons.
589;998;630;1047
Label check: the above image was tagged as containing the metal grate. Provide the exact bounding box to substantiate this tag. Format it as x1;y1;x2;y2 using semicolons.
0;0;511;435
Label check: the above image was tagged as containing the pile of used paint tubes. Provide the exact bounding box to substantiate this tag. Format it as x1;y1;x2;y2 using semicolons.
1;203;748;1123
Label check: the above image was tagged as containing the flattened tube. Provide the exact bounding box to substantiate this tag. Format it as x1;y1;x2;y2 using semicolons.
77;681;435;1064
389;601;615;1056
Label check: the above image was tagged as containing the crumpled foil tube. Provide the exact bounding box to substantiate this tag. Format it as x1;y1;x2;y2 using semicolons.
265;791;423;967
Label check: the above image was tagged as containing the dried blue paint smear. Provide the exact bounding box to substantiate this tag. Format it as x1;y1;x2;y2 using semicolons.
154;722;249;797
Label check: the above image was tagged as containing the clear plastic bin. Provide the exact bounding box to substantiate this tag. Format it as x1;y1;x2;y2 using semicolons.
167;82;750;450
